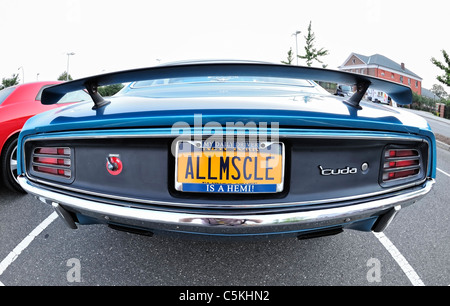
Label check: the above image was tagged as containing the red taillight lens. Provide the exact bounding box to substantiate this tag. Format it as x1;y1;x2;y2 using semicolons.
382;148;421;183
385;149;418;158
32;147;72;179
384;159;419;169
33;156;71;166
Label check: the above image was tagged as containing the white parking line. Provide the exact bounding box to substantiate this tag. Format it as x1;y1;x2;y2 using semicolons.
437;167;450;178
371;167;448;286
0;212;58;285
373;231;425;286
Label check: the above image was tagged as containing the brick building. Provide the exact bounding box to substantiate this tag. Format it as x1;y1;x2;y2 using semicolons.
339;53;422;95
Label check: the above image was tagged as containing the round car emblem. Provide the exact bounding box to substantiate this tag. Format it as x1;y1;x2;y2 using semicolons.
106;154;123;175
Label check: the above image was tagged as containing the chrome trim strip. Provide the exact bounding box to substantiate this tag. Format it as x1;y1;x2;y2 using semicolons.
26;176;429;209
18;175;435;235
23;132;427;142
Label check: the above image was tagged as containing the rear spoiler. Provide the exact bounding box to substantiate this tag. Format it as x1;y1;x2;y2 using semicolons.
41;62;412;110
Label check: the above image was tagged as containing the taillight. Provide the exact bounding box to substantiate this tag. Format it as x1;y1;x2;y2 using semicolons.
382;148;421;183
32;147;72;179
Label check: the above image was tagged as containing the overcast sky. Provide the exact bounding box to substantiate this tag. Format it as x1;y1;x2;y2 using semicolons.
1;0;448;89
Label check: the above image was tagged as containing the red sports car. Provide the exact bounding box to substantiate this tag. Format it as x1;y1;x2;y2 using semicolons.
0;81;91;192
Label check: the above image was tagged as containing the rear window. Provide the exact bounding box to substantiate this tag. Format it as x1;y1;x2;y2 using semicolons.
132;76;313;88
36;85;92;104
0;86;16;105
340;85;352;92
57;90;92;104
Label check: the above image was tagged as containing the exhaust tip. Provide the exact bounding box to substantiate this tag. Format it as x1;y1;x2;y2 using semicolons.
297;227;343;240
52;202;78;229
108;224;154;237
372;205;401;232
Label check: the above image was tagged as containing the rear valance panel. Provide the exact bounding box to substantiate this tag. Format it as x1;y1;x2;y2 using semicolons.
23;131;429;210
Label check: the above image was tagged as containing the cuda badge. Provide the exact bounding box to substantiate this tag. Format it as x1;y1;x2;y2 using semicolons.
106;154;123;175
318;165;357;176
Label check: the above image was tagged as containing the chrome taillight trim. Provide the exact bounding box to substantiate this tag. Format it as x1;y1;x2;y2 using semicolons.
30;146;74;182
381;147;425;186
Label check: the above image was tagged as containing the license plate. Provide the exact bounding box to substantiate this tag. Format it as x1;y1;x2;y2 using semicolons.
175;140;284;193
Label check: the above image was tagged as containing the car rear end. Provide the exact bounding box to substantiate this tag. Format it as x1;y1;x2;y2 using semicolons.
18;124;434;238
16;62;436;239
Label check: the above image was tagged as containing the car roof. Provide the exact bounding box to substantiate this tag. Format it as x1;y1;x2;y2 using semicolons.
1;81;61;105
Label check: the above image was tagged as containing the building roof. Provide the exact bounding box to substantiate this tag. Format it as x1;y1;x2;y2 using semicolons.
421;87;440;100
346;53;422;80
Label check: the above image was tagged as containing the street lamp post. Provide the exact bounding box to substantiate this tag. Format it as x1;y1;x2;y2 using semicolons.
66;52;75;81
18;66;25;83
292;30;301;65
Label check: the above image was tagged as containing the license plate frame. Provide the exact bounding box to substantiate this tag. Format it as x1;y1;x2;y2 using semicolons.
174;140;285;194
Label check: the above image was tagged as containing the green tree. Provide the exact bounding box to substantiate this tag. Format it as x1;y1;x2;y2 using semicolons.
411;91;436;112
298;21;329;67
1;73;20;89
98;84;124;97
58;71;73;81
281;47;294;65
431;84;448;100
431;50;450;87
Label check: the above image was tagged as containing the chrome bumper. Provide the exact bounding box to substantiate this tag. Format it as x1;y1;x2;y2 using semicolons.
18;175;435;237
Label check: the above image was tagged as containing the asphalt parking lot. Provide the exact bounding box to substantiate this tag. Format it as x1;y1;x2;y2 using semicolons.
1;113;449;287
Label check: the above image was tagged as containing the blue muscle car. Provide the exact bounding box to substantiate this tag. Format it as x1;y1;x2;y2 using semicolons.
16;61;436;239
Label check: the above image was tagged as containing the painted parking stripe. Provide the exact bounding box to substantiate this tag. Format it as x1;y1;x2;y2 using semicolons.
0;212;58;284
373;232;425;286
373;167;449;286
437;168;450;178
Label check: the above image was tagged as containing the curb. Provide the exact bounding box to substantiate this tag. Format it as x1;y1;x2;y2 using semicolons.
437;140;450;151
